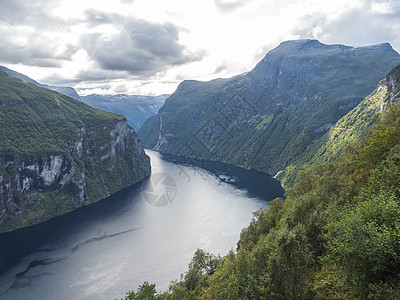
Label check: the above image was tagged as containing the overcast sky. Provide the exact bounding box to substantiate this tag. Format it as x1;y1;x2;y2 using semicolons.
1;0;400;95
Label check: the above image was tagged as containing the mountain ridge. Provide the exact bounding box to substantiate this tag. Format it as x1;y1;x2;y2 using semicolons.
0;71;150;233
0;65;169;130
81;94;169;130
125;61;400;300
139;39;400;184
0;65;82;100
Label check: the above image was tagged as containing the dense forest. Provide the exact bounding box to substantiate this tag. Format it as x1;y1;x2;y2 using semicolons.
123;102;400;299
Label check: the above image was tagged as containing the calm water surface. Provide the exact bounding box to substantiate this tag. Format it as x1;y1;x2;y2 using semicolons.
0;150;283;299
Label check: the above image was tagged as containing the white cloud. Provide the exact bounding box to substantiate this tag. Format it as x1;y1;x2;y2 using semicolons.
214;0;249;12
0;0;399;95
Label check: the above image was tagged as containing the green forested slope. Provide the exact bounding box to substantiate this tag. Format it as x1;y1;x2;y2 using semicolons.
125;64;400;299
0;71;150;232
280;63;400;186
139;40;400;179
125;101;400;300
0;71;123;157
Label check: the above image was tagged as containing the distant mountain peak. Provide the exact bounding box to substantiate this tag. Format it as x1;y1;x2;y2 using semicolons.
269;39;396;58
358;42;393;51
279;39;323;47
139;39;400;183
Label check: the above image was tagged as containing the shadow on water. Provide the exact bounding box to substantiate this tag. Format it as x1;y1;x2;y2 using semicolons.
159;152;285;202
0;178;148;275
71;226;143;253
15;257;66;278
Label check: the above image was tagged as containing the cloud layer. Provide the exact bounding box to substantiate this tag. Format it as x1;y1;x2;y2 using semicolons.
81;16;205;77
292;1;400;47
0;1;206;89
0;0;399;95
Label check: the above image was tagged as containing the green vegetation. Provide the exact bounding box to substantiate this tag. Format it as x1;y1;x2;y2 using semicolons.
0;71;150;232
127;102;400;299
0;71;123;157
279;80;388;187
139;40;400;183
280;63;400;187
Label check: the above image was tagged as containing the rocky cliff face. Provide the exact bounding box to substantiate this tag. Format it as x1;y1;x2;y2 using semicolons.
386;64;400;103
0;118;150;233
0;72;150;233
139;39;400;178
279;63;400;186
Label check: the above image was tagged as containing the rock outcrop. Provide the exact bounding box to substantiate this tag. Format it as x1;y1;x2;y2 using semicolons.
0;72;150;232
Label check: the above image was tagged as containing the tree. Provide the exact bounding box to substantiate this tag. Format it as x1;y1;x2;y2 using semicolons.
123;282;159;300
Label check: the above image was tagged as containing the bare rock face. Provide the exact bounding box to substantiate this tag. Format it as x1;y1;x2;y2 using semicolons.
386;64;400;103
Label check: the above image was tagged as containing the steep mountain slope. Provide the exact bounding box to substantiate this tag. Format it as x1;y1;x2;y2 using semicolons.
139;39;400;179
44;85;82;100
0;65;82;100
0;66;168;130
81;94;169;130
0;72;150;233
126;63;400;300
280;63;400;186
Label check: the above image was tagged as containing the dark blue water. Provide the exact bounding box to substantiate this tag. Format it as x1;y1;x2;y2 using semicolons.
0;150;283;299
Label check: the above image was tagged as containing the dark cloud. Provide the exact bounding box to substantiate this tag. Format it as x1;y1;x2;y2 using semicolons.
214;64;228;74
41;69;129;85
81;17;206;77
214;0;247;12
324;11;396;46
99;84;112;90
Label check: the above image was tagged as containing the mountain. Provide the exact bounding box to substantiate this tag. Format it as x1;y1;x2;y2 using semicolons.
0;66;168;130
43;85;82;100
81;94;169;130
280;63;400;186
0;71;150;233
139;39;400;184
126;63;400;300
0;66;41;85
0;65;81;100
0;66;167;131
